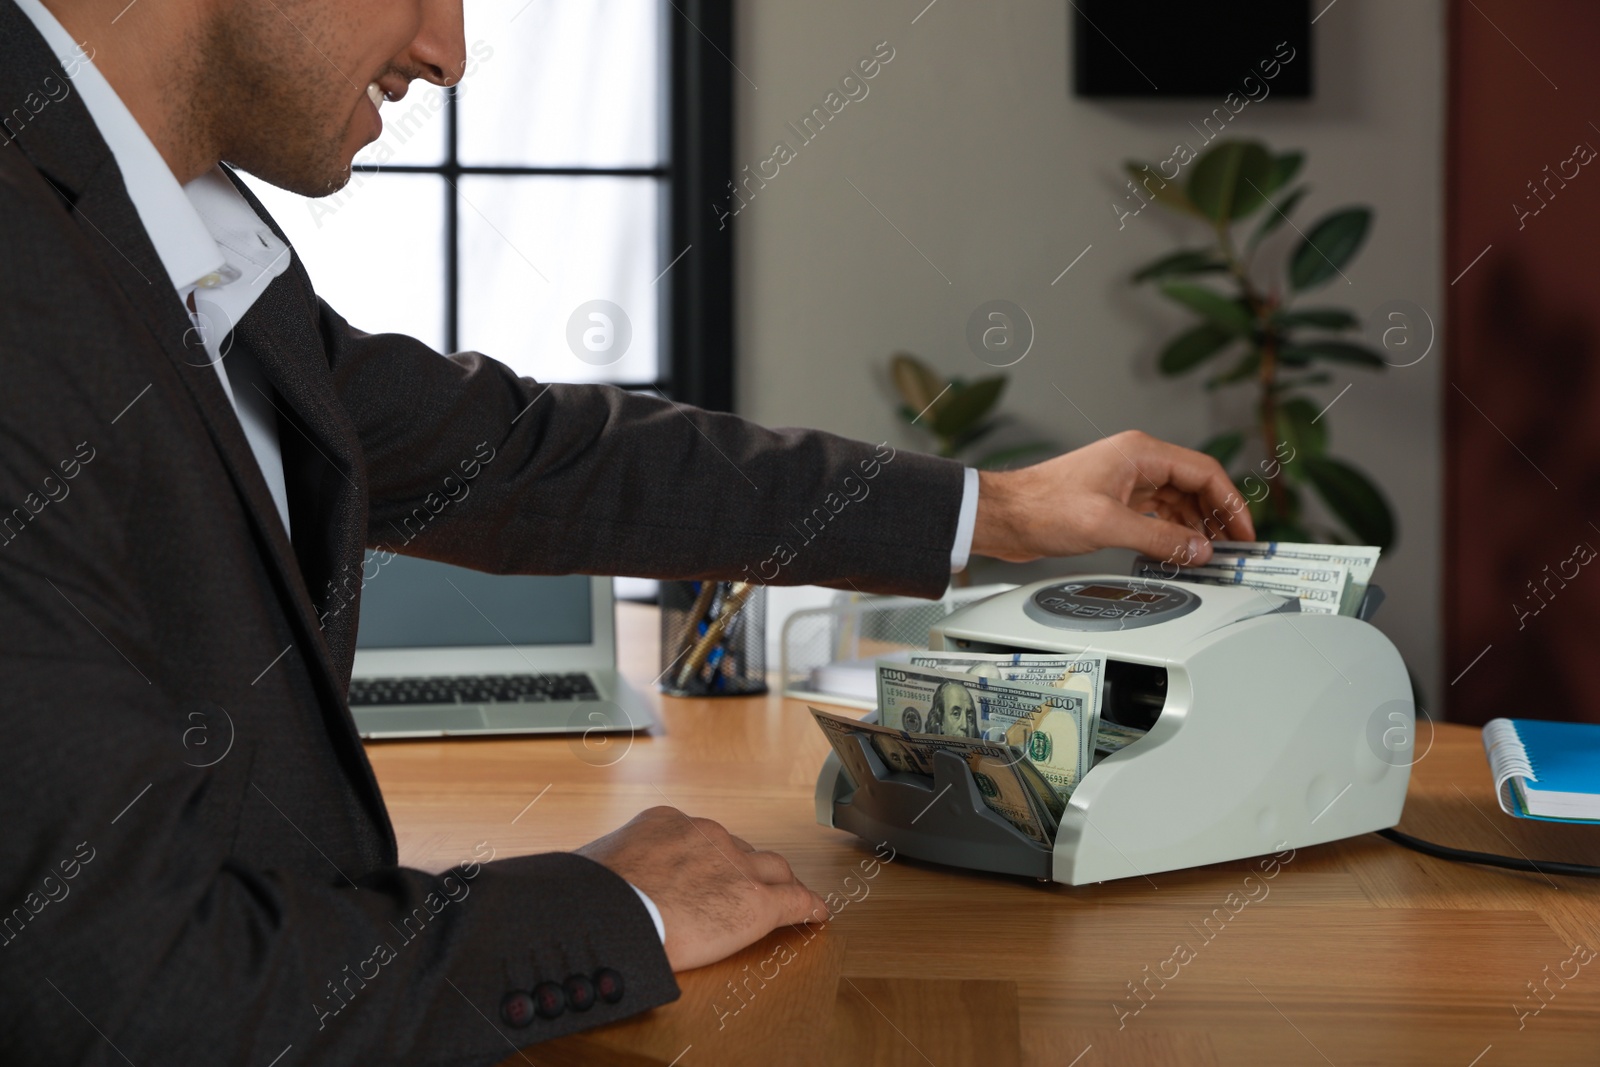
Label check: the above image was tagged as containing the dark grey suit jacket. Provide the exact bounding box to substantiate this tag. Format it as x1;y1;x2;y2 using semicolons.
0;3;964;1064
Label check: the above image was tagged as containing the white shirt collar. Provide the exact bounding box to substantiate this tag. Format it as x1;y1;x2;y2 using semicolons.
15;0;297;538
15;0;228;292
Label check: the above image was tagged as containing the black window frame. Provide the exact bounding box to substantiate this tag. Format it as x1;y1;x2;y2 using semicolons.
348;0;736;410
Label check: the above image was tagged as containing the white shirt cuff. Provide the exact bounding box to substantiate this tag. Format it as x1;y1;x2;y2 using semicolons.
950;467;980;573
628;882;666;943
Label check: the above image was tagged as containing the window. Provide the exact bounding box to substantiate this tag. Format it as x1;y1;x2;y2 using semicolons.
240;0;734;405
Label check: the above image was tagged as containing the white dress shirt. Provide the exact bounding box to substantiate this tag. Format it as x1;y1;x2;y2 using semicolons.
950;467;979;572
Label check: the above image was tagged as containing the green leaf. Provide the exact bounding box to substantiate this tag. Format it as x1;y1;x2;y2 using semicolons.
1276;308;1359;331
1248;186;1309;250
1131;249;1228;284
1159;282;1254;334
1124;161;1200;216
1158;322;1237;376
889;352;944;415
974;442;1055;470
947;418;1005;455
1279;340;1386;367
1303;455;1396;548
1198;431;1244;467
1262;151;1305;197
930;376;1006;438
1205;349;1261;389
1187;141;1274;223
1289;207;1373;291
1276;397;1327;466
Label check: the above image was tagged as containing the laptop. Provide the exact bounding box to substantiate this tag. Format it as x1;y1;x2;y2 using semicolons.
348;553;656;739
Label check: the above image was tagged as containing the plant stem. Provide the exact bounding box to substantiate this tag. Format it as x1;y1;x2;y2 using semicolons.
1258;324;1286;522
1216;222;1288;522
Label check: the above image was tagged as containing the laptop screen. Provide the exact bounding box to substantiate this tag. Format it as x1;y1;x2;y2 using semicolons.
354;553;594;650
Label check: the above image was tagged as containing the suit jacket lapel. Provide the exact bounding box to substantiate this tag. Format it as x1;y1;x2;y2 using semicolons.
226;264;371;679
220;276;392;850
61;149;358;696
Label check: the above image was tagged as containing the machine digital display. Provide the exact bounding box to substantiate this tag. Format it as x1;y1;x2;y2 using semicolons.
1025;578;1201;631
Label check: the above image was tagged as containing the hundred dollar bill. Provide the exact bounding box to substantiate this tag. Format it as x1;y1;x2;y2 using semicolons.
810;707;883;790
809;705;943;779
1095;720;1148;754
810;705;1014;777
905;651;1105;712
872;732;928;776
908;647;1149;755
1133;560;1347;615
908;651;1114;781
1135;556;1355;614
908;651;1099;688
1012;748;1066;826
966;751;1053;844
1208;541;1382;615
1139;555;1349;587
885;727;1013;779
878;719;1062;837
878;663;1096;797
892;731;1055;842
807;707;1050;841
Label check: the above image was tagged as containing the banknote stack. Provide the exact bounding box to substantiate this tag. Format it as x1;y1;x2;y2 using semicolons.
809;650;1147;845
810;706;1064;845
1132;540;1383;617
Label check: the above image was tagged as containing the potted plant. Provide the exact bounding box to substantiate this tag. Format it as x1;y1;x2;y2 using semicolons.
886;353;1052;470
1127;138;1396;547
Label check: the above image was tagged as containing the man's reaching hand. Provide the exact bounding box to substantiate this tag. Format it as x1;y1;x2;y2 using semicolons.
971;430;1255;566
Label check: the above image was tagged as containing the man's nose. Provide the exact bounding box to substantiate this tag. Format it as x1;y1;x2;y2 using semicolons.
407;0;467;87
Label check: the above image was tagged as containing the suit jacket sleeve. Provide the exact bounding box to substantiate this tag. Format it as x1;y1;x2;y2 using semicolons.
317;303;968;598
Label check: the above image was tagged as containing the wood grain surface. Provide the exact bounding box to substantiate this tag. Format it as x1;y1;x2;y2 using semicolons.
364;604;1600;1066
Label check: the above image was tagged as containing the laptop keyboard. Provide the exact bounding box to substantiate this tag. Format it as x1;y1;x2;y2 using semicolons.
349;672;600;707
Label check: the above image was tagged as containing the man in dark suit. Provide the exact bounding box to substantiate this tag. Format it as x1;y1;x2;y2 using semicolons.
0;0;1252;1062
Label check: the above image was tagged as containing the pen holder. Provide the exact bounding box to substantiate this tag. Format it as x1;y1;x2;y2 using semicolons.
659;580;768;698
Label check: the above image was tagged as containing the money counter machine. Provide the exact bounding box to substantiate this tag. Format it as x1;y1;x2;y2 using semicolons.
814;575;1414;884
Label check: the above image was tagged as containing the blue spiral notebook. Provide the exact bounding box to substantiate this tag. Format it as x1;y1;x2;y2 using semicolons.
1483;718;1600;824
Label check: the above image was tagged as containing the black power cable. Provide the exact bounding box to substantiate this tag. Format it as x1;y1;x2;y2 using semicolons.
1377;827;1600;879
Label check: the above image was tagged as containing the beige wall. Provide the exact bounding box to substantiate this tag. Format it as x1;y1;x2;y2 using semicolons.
732;0;1447;711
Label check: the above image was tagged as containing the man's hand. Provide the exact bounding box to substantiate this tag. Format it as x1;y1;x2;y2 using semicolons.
576;806;826;972
971;431;1254;566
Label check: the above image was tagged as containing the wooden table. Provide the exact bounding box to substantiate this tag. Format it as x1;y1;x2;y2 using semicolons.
366;605;1600;1066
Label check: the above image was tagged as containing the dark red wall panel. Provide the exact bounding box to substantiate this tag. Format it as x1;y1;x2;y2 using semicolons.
1446;0;1600;723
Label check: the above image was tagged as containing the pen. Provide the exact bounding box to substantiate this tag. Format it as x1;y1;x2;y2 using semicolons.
703;645;726;690
675;581;755;690
677;580;720;663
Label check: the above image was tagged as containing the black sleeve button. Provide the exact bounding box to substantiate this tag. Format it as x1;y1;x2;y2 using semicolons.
564;973;597;1012
500;990;535;1029
595;968;624;1004
533;981;566;1020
